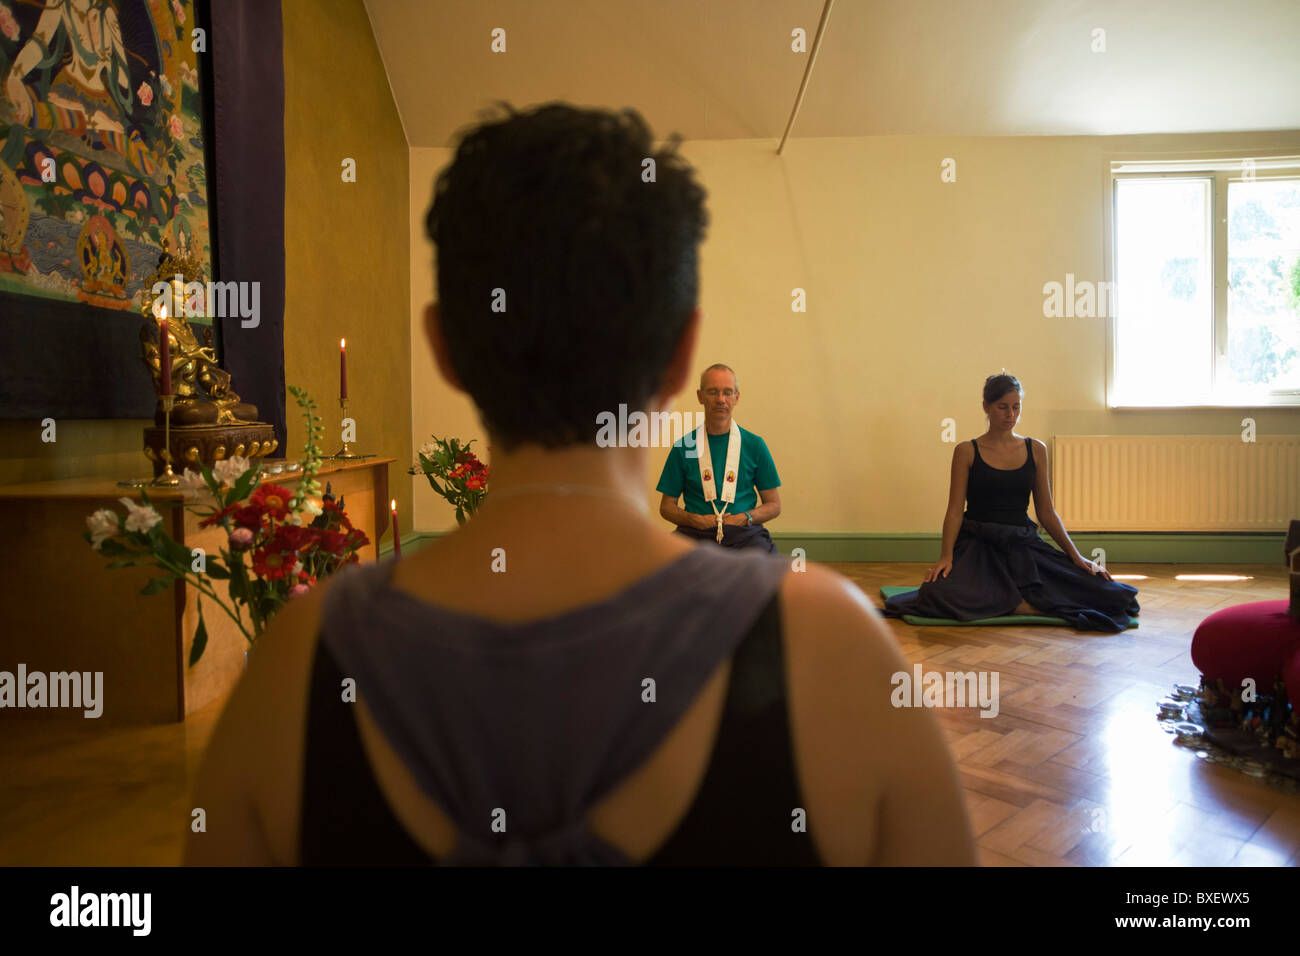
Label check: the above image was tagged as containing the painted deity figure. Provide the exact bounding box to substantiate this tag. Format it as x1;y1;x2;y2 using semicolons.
5;0;132;135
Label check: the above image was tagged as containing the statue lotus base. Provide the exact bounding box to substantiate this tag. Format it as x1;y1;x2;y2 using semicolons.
143;421;278;478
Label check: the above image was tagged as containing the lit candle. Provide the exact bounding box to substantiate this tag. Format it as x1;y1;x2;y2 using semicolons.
340;338;348;401
390;498;401;558
158;305;171;396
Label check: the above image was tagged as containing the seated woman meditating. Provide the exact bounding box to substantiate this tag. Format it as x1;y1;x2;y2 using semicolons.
184;103;974;866
884;373;1139;633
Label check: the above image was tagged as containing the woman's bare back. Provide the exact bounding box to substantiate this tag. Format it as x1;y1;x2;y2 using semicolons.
186;510;975;866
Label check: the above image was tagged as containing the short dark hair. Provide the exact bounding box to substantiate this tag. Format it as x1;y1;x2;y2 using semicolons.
983;373;1023;404
425;102;709;450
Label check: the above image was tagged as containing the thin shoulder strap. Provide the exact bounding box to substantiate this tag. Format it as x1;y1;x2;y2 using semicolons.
299;639;431;865
648;591;819;865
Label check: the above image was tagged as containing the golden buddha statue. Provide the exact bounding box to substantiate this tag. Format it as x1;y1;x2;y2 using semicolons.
139;241;259;426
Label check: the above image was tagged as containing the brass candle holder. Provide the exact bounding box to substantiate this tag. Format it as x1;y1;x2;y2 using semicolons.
332;397;364;460
151;395;182;486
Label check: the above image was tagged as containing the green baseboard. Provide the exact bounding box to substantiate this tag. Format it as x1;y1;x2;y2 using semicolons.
377;531;440;559
767;531;1287;565
381;530;1285;565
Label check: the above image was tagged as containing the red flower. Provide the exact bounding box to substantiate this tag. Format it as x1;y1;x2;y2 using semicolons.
251;484;294;519
251;546;294;580
198;502;240;529
250;524;318;582
268;524;314;554
447;455;488;486
321;499;353;531
318;529;348;556
231;505;266;530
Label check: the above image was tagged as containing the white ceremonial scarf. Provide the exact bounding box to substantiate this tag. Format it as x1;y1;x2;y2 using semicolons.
694;420;742;543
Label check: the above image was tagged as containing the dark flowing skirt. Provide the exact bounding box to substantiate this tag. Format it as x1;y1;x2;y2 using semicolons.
674;522;777;552
883;517;1140;633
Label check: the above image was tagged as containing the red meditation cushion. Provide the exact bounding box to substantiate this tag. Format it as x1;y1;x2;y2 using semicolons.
1190;600;1300;702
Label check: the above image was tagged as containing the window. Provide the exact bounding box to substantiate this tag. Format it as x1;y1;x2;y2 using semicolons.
1108;156;1300;407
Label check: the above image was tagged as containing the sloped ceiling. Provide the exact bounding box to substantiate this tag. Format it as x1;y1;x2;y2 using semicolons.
363;0;1300;145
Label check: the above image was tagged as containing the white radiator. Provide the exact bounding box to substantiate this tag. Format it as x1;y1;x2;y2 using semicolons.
1052;435;1300;532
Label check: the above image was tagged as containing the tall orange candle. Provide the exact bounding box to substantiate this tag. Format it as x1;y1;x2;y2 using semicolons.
158;306;171;395
340;338;348;401
390;498;401;558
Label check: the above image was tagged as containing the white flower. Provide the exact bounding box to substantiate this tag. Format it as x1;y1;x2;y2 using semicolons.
212;455;251;486
285;511;304;526
303;498;323;517
118;497;162;534
177;468;213;502
418;442;436;459
86;509;120;550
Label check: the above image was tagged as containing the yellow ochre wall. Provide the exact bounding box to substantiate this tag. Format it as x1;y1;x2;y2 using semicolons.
410;129;1300;534
283;0;412;537
0;0;413;540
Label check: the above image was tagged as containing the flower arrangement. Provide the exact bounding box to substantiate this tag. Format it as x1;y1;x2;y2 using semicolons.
410;436;489;525
84;388;369;665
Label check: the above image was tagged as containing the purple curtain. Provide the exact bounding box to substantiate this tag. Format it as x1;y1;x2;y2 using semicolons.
209;0;287;450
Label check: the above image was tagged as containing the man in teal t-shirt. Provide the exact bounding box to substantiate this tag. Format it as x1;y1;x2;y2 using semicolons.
656;364;782;552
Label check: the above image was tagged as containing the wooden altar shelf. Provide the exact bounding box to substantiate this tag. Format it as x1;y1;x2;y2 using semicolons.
0;458;394;724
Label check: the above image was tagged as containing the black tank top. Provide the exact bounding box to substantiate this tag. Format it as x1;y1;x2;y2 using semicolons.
298;592;822;866
964;437;1035;527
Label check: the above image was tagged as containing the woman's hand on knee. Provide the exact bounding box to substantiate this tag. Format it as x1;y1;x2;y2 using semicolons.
924;555;953;583
1073;554;1113;581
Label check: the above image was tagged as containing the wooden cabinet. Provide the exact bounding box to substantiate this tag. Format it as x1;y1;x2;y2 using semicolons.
0;458;394;724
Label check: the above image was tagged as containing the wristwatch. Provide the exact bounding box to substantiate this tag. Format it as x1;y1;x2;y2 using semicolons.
744;512;752;526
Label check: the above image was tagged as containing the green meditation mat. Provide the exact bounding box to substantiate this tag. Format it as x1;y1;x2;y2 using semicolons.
878;586;1138;629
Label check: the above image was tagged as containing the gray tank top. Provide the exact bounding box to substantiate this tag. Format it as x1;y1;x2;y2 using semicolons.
317;543;790;864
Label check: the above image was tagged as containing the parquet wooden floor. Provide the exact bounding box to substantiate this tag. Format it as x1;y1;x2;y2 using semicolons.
843;561;1299;867
0;561;1294;866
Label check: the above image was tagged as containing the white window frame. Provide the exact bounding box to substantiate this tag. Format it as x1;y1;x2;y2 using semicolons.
1103;153;1300;408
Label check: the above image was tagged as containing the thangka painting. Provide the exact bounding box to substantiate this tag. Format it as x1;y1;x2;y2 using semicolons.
0;0;210;328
